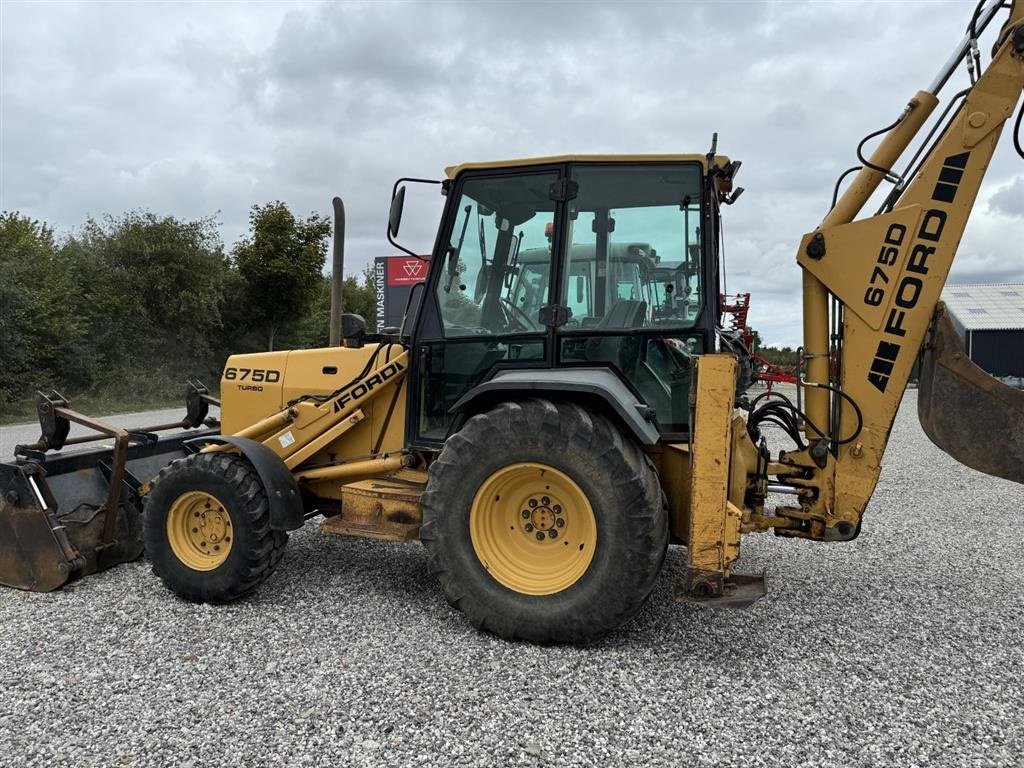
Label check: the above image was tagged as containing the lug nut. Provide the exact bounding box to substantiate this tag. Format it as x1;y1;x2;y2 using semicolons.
525;523;534;532
192;528;198;534
521;510;530;519
528;498;538;508
553;505;561;514
541;496;550;506
548;530;558;539
535;532;545;541
556;518;565;528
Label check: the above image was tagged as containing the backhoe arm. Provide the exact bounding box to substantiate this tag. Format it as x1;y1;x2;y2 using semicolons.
779;0;1023;540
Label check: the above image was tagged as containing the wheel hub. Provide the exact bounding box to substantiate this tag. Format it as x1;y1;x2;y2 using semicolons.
167;491;233;571
470;463;597;595
523;497;563;537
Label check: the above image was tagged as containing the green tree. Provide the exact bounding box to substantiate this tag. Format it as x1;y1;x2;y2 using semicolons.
61;211;229;390
758;345;799;367
232;202;331;351
343;265;377;326
0;212;82;408
280;267;379;350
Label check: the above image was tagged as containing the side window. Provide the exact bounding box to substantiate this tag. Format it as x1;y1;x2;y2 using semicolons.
435;173;557;337
614;203;702;326
561;165;704;331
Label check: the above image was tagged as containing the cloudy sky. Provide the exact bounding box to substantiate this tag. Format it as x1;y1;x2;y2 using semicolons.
2;0;1022;346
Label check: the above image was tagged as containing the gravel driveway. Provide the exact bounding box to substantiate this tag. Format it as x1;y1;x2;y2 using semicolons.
1;391;1021;767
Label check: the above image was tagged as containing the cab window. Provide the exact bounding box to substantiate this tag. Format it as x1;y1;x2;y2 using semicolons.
560;165;704;330
435;172;557;337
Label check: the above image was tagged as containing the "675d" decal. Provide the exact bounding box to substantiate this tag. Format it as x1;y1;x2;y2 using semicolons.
223;367;281;383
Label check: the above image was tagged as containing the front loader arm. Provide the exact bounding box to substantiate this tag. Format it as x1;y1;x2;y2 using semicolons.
779;0;1024;540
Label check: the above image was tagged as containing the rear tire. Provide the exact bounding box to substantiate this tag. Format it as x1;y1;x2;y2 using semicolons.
144;452;287;603
420;399;667;643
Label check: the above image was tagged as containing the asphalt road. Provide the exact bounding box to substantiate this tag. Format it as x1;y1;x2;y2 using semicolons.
1;407;188;461
1;392;1021;767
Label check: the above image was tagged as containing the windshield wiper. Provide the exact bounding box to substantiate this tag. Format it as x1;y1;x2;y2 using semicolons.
444;204;472;293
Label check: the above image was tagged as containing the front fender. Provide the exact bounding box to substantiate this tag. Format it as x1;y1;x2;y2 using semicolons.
185;435;305;531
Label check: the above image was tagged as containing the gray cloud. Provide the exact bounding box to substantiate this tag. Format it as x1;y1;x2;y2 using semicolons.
988;175;1024;218
2;0;1022;347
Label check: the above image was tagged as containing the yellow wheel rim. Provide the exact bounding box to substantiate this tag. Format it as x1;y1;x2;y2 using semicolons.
166;491;233;571
470;462;597;596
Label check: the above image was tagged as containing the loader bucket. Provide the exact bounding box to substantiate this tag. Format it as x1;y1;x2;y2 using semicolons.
918;303;1024;485
0;460;143;591
0;383;219;591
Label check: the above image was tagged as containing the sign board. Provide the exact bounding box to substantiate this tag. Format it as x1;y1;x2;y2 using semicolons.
374;255;429;331
387;257;429;286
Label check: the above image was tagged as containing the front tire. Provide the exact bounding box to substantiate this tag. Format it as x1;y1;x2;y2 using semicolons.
420;399;667;643
144;452;287;603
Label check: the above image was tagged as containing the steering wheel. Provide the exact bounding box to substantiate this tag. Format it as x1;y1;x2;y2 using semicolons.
500;297;538;331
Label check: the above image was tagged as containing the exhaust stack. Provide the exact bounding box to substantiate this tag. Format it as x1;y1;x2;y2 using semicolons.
329;196;346;347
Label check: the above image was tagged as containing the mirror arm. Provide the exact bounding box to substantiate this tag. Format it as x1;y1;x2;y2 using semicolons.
387;177;443;260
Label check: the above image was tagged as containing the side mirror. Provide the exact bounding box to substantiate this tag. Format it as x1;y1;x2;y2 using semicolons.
576;278;584;304
388;186;407;238
473;264;491;303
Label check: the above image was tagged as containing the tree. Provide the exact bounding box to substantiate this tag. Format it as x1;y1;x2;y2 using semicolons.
232;202;331;351
278;267;379;350
344;265;377;325
59;211;229;394
757;345;799;367
0;212;82;406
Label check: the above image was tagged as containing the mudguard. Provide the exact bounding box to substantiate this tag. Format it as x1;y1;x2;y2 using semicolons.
186;436;305;530
450;367;661;446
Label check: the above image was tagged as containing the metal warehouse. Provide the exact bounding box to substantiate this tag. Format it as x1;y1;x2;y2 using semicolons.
942;283;1024;383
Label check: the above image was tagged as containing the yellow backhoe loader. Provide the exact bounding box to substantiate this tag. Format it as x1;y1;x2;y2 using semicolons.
2;0;1022;642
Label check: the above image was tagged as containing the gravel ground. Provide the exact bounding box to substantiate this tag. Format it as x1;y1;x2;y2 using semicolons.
1;391;1021;767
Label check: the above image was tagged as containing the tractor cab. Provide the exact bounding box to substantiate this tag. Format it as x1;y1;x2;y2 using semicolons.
392;155;742;445
509;242;658;330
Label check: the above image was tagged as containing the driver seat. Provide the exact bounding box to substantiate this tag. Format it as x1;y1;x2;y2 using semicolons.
596;299;647;330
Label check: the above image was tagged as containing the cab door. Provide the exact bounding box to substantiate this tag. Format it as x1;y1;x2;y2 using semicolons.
554;163;712;437
408;168;562;446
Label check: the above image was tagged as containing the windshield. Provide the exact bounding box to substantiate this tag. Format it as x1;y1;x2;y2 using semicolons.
434;172;557;336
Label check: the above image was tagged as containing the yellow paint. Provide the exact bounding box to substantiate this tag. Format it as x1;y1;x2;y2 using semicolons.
801;91;939;436
658;443;692;543
216;345;410;501
772;5;1024;541
445;153;731;178
684;355;739;579
166;491;232;571
469;462;597;596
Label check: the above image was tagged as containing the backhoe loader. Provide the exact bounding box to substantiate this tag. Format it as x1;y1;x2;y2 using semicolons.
2;0;1022;642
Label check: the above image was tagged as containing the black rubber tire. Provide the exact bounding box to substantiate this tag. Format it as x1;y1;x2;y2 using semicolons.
143;452;288;603
420;398;668;644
